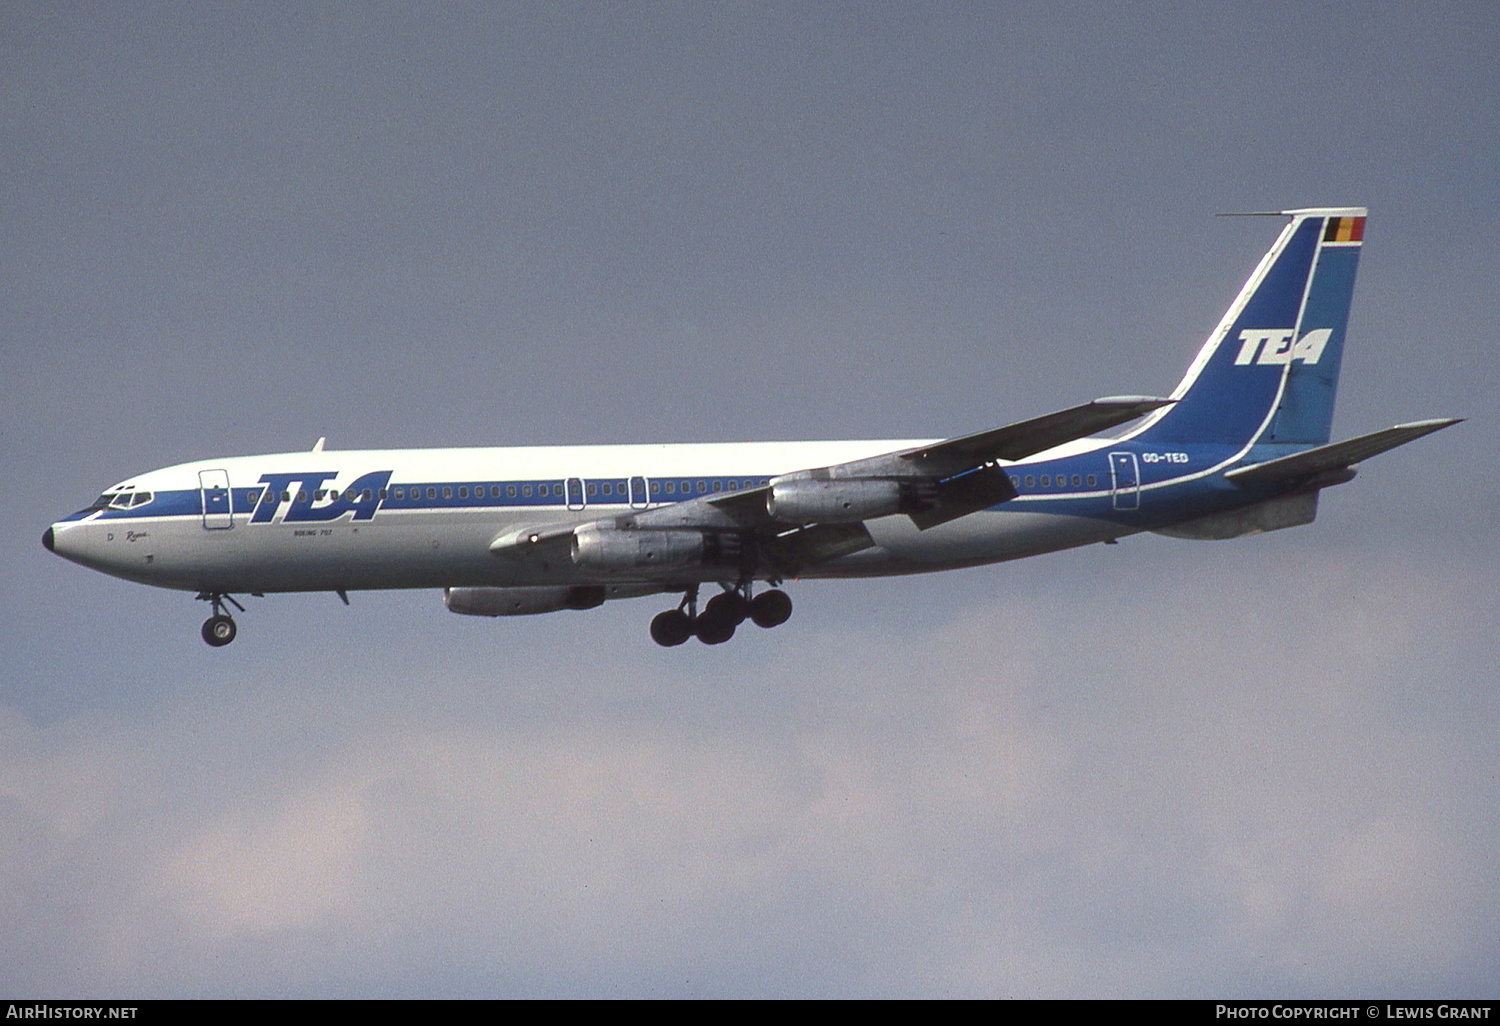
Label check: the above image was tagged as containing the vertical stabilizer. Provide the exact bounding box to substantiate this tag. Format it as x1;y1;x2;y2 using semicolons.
1133;208;1365;448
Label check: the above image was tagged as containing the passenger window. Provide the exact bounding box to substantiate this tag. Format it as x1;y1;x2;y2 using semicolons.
728;480;739;491
665;480;675;493
426;487;436;499
458;487;468;499
522;485;533;497
1010;476;1020;487
1071;475;1081;487
712;480;722;492
490;486;500;498
506;485;516;497
587;483;597;496
1086;474;1096;486
1024;475;1035;488
362;489;372;501
1040;475;1050;487
395;488;404;500
442;487;452;499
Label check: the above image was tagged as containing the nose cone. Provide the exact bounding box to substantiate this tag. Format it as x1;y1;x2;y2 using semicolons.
44;520;95;568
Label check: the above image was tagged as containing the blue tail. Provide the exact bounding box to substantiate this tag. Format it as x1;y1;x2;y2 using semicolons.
1133;207;1365;448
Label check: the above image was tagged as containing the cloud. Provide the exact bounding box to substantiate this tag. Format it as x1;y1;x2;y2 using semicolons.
1;537;1494;997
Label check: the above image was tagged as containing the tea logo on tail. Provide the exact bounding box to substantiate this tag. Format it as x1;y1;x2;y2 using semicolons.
1233;328;1332;366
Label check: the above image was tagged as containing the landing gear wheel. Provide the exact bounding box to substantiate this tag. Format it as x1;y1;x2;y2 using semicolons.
749;589;793;628
703;592;749;627
694;612;737;645
694;591;748;645
201;614;237;647
650;609;694;647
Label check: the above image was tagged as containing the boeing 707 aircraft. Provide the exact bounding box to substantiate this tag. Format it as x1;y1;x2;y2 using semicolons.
44;207;1457;647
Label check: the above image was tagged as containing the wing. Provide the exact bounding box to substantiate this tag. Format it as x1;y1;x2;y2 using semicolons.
894;395;1177;465
490;396;1173;576
689;394;1173;533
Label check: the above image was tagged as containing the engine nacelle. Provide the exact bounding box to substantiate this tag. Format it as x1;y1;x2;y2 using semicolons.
444;585;606;617
570;525;714;572
766;477;907;524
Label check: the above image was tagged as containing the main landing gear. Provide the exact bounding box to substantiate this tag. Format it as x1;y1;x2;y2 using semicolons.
650;583;793;647
197;592;244;647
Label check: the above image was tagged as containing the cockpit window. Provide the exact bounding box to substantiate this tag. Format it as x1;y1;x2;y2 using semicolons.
89;489;152;511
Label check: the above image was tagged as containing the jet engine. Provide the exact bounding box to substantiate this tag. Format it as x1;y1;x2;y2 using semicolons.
766;477;916;524
570;525;739;572
444;585;606;617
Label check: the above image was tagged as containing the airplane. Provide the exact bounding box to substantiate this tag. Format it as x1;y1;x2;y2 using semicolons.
44;206;1458;648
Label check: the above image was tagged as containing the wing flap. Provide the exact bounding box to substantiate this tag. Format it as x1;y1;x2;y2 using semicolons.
762;522;876;571
907;463;1018;530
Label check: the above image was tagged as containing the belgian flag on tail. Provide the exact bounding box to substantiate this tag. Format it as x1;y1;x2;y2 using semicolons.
1323;215;1365;243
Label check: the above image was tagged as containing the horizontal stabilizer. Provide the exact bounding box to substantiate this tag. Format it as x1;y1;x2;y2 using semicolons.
900;396;1174;468
1225;419;1461;485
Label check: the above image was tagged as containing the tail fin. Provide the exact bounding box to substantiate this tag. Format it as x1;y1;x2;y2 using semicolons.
1133;207;1366;448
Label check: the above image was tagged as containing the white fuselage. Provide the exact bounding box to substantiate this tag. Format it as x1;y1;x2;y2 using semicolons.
48;438;1129;595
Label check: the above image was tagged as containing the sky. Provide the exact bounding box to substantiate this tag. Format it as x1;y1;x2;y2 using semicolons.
2;0;1497;998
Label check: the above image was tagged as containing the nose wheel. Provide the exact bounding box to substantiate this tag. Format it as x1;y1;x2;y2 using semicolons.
201;614;237;646
650;585;792;646
196;592;245;647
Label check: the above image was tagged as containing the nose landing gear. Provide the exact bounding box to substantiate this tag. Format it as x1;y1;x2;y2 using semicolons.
196;592;244;647
650;583;792;647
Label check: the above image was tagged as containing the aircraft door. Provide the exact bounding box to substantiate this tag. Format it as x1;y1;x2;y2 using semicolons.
629;476;649;510
1109;452;1140;511
199;469;234;529
565;477;586;511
